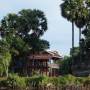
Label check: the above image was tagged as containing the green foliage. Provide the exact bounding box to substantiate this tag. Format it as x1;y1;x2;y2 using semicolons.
0;77;7;87
61;0;88;28
6;73;26;88
0;9;49;76
1;9;47;38
2;52;11;77
84;78;90;85
0;75;90;88
40;76;60;86
58;76;67;86
75;77;85;85
70;47;80;57
59;56;72;75
64;75;76;85
41;75;81;86
28;37;49;52
60;0;90;65
49;77;59;86
39;75;88;86
0;41;11;77
41;76;50;86
26;76;44;86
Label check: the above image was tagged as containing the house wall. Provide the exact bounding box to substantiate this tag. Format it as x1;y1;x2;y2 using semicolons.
26;59;49;76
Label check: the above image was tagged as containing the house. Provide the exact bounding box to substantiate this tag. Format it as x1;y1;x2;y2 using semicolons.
26;51;62;76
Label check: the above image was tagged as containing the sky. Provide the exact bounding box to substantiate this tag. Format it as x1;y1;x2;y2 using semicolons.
0;0;79;56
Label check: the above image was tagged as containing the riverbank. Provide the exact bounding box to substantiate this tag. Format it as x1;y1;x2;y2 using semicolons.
0;74;90;90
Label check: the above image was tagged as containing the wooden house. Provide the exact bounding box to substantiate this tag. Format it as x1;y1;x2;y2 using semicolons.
25;51;62;76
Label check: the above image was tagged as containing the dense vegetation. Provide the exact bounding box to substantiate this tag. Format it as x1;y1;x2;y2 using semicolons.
60;0;90;76
0;74;90;89
0;9;50;77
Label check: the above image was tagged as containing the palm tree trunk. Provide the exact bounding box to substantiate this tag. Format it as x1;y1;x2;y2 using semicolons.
79;28;82;62
71;21;74;74
79;28;81;44
72;21;74;58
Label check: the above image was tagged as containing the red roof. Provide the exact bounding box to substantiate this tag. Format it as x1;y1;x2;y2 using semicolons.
28;54;51;60
28;51;62;60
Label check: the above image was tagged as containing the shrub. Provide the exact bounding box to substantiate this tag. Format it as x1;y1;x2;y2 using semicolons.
59;56;72;75
0;74;90;89
83;76;90;86
75;77;85;85
26;75;44;87
58;76;67;86
42;76;68;86
0;77;7;87
49;77;59;86
40;76;49;86
64;75;76;85
6;73;26;89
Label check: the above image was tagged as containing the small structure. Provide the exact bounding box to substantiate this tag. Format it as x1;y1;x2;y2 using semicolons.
26;51;62;76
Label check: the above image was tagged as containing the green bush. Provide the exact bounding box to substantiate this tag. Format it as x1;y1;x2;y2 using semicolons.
0;74;90;88
41;76;67;86
49;77;59;86
41;75;89;86
83;76;90;85
41;76;51;86
58;76;67;86
64;75;76;85
0;77;7;87
75;77;85;85
26;75;44;87
59;56;72;75
6;73;26;89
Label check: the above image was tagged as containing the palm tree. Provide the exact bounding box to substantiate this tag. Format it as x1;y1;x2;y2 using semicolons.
61;0;77;65
61;0;88;59
74;0;88;61
75;0;87;41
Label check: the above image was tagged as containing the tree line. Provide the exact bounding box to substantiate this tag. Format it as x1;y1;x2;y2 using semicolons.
60;0;90;75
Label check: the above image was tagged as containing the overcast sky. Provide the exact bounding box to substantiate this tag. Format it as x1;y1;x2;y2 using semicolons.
0;0;79;56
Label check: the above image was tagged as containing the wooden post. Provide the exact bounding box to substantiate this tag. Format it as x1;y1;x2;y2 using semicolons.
46;60;48;76
46;60;47;75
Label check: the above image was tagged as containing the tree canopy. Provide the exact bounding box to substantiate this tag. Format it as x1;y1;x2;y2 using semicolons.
0;9;50;76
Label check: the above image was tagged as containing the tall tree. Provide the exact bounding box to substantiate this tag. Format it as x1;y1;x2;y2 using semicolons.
1;9;47;38
60;0;77;67
61;0;88;61
0;9;49;75
74;0;88;62
1;9;49;53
